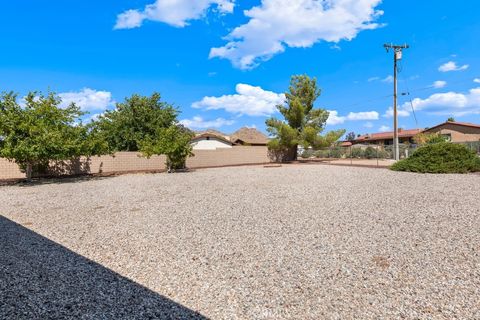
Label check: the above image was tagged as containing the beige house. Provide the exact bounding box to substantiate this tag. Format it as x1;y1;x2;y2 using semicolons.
191;131;233;150
423;121;480;142
191;127;269;150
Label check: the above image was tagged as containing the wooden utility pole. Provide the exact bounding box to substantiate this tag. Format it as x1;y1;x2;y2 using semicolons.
384;43;409;161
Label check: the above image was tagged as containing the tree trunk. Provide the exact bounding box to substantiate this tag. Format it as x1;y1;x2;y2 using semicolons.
292;145;298;161
26;162;33;182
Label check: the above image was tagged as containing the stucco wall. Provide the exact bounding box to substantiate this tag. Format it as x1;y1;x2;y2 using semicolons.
191;138;233;150
426;124;480;142
0;146;270;180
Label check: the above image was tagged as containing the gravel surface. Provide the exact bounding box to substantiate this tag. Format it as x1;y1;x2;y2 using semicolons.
1;165;479;319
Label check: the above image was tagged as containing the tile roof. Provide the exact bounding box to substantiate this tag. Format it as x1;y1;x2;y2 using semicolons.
356;129;423;141
230;127;269;145
424;121;480;131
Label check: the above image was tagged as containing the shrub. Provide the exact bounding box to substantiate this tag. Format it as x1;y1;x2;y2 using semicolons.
391;142;480;173
314;150;329;158
329;147;342;158
300;149;314;159
349;148;365;158
364;146;377;159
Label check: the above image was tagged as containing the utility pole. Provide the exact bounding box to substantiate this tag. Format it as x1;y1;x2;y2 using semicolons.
384;43;409;161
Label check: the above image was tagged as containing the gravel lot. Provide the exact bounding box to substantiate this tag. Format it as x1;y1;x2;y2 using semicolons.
1;165;479;319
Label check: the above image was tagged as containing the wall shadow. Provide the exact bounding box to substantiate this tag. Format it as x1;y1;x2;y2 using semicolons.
0;216;208;319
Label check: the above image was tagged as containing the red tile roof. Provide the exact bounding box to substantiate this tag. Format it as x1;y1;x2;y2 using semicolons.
356;129;423;142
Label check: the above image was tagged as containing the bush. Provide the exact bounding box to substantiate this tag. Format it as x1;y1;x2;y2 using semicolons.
349;148;365;158
300;149;314;159
314;150;329;158
391;142;480;173
364;146;377;159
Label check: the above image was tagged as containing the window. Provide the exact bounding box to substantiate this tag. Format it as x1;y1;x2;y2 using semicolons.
441;134;452;142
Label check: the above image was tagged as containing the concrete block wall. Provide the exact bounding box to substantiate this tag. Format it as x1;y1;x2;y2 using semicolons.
0;147;269;180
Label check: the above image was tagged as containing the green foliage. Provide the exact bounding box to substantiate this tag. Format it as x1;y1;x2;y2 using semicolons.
93;93;194;172
300;149;314;159
0;91;106;180
349;148;365;158
94;93;178;152
364;146;377;159
345;132;356;141
447;117;455;122
414;132;447;145
391;142;480;173
139;125;194;172
266;75;345;161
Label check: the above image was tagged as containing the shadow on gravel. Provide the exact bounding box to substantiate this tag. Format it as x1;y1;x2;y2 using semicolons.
0;216;207;320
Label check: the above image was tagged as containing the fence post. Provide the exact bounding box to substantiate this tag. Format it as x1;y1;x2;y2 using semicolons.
350;146;352;165
376;145;379;167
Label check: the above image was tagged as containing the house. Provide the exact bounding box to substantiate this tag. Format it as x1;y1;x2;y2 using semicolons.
355;128;423;145
423;121;480;143
191;127;270;150
230;128;269;146
191;130;233;150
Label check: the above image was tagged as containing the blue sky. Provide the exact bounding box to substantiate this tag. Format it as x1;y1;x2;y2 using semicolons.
1;1;480;135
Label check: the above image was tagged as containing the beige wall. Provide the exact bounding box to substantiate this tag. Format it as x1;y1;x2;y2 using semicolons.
426;124;480;143
0;146;269;180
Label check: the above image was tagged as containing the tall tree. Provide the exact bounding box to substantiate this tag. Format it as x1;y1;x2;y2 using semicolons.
93;93;194;171
266;75;345;161
345;132;356;141
447;117;455;122
94;93;178;152
0;91;106;181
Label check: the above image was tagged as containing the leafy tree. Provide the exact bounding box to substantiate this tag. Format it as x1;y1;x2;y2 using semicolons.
447;117;455;122
266;75;345;161
345;131;356;141
94;93;194;171
94;93;178;152
0;91;106;181
139;125;194;172
413;132;448;145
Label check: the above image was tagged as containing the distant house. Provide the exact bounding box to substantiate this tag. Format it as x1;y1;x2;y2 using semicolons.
191;127;270;150
355;129;423;145
230;128;270;146
423;121;480;143
191;131;233;150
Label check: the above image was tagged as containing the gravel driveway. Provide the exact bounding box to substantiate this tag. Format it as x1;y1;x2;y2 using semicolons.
1;165;479;319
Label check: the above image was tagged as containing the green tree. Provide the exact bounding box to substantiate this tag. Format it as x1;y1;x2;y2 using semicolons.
447;117;455;122
139;125;194;172
94;93;178;152
266;75;345;161
0;91;106;181
345;131;356;141
93;93;194;171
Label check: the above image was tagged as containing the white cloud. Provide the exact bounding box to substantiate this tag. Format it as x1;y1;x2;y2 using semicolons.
400;87;480;116
363;121;374;128
383;85;480;118
368;76;380;82
210;0;384;69
327;110;379;125
379;125;391;132
180;116;235;129
59;88;114;112
383;106;411;118
432;80;447;89
438;61;469;72
381;75;394;83
114;0;234;29
192;84;285;116
474;78;480;84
